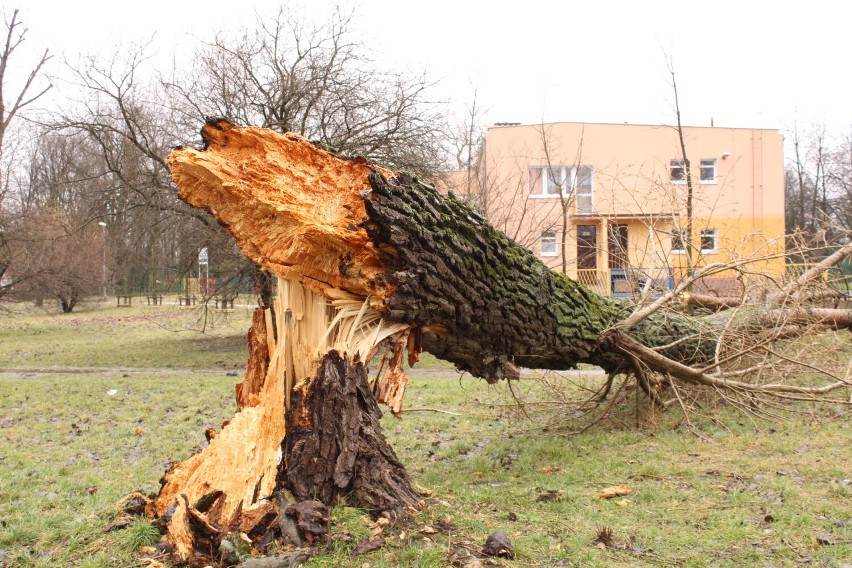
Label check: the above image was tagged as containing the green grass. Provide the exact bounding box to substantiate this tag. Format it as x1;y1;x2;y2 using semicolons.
0;299;253;370
0;301;850;567
0;372;237;567
381;380;852;568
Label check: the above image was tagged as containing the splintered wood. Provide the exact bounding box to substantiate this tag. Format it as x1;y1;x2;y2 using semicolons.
155;122;444;562
154;277;414;557
168;120;391;298
156;290;289;526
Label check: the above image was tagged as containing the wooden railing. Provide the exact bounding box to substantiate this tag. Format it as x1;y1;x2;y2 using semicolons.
574;269;610;296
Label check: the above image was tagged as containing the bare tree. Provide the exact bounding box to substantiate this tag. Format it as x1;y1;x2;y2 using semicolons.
466;124;569;263
0;9;51;189
446;87;487;211
165;6;446;176
0;130;111;310
54;6;448;308
0;8;51;300
785;122;852;263
828;131;852;237
16;207;102;312
58;41;256;303
664;54;698;278
535;122;587;274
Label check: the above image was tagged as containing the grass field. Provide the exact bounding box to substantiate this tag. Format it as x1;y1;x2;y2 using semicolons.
0;300;850;567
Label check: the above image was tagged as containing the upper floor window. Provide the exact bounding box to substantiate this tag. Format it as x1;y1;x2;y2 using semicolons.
576;166;593;190
699;159;716;182
541;230;558;256
529;165;593;197
670;160;686;182
544;167;565;196
671;158;718;183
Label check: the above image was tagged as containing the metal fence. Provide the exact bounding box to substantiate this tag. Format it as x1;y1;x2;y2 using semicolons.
572;261;852;299
786;263;852;291
113;269;256;298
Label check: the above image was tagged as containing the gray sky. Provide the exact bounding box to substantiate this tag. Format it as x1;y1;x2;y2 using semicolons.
13;0;852;135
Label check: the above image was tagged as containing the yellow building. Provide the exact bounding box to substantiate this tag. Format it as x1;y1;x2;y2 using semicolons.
449;121;785;297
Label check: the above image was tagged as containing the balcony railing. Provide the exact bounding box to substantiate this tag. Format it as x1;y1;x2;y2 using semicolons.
571;262;852;298
573;267;674;298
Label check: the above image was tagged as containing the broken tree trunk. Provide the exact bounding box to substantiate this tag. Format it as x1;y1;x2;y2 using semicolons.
147;120;755;563
171;119;714;381
149;120;727;563
152;278;417;563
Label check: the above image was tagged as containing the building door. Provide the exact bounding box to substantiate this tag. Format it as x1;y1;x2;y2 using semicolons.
577;225;597;269
608;224;629;269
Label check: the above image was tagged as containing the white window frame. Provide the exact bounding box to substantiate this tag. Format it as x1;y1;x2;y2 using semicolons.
576;165;593;191
529;165;593;199
671;227;688;255
576;177;594;214
699;159;717;183
543;167;565;196
670;159;686;183
700;228;718;254
671;158;718;184
540;230;558;257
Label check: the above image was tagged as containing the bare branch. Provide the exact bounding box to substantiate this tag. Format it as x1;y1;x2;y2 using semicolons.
771;241;852;303
614;332;849;397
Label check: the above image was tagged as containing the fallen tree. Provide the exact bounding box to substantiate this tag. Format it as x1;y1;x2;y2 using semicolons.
147;120;852;564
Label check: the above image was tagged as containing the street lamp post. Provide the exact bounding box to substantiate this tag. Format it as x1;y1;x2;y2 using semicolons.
98;221;107;298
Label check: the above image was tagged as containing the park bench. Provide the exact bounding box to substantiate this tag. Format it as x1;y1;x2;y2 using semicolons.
146;294;163;306
116;294;132;307
178;295;197;307
215;295;235;309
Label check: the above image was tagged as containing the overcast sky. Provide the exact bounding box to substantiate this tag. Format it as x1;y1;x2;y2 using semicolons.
13;0;852;137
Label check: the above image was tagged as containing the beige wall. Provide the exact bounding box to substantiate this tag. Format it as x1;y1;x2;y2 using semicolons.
480;122;785;278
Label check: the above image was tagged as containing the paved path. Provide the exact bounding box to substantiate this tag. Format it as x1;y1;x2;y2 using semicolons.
0;366;236;379
0;365;604;379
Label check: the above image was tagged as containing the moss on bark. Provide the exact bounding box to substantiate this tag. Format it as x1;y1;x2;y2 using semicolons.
361;170;715;380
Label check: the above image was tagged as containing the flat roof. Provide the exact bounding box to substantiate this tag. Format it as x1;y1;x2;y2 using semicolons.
488;121;780;133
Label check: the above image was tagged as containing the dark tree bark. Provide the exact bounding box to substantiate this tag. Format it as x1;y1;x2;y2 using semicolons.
358;169;714;382
284;351;419;513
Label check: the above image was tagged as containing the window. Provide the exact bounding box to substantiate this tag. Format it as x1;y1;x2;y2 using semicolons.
700;228;718;253
528;167;543;194
607;224;628;269
671;158;717;183
529;165;593;198
541;231;558;257
576;185;593;214
700;159;716;182
576;166;593;189
544;167;565;195
671;228;688;254
670;160;685;182
575;166;594;213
